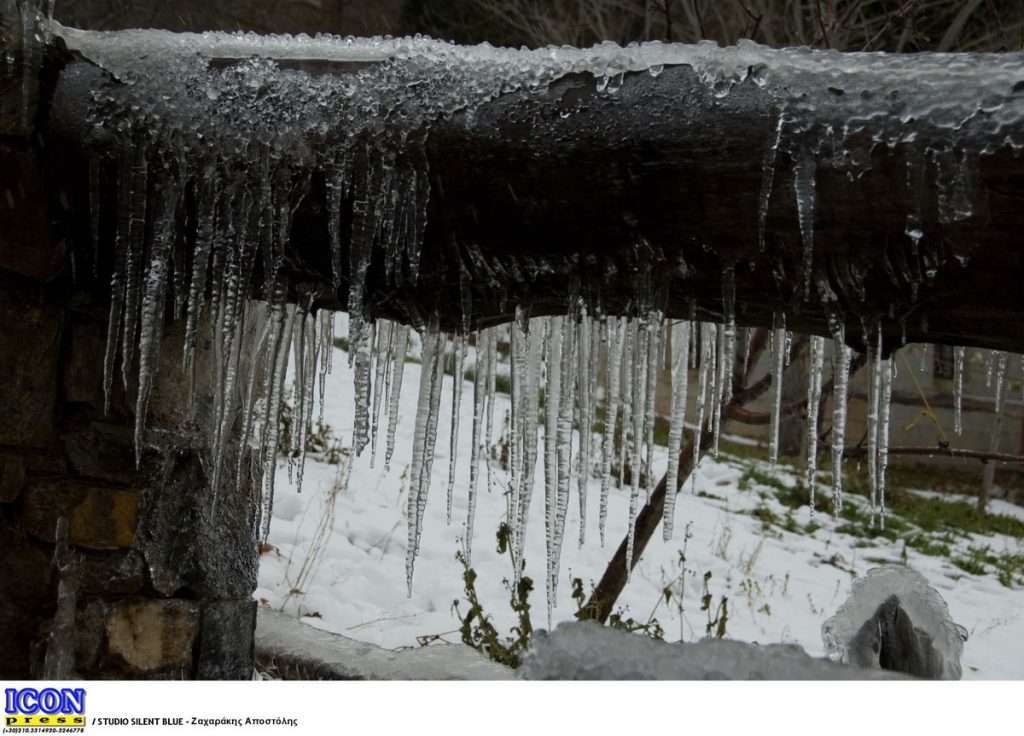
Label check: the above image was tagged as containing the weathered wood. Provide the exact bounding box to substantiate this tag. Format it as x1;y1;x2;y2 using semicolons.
38;29;1024;356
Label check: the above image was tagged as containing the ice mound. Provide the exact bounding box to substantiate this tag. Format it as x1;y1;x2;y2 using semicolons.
822;565;968;680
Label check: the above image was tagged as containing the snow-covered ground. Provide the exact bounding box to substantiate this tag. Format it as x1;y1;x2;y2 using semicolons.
256;330;1024;679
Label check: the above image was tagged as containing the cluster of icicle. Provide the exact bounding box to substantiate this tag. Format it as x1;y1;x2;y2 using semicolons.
59;18;1024;614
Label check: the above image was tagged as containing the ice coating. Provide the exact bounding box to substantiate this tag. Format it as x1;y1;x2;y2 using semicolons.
520;621;908;680
822;566;968;680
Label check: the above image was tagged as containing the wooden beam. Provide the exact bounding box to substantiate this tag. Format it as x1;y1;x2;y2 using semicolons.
41;29;1024;354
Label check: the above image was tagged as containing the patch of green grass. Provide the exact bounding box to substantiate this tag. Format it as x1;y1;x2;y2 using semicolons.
738;465;790;495
906;534;952;558
951;545;1024;587
751;504;779;530
884;491;1024;539
952;546;990;576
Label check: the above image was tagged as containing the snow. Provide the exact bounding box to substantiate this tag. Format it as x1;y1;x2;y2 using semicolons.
256;330;1024;679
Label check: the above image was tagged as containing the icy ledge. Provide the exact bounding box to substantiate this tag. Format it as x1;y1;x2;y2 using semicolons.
255;608;513;680
518;621;909;680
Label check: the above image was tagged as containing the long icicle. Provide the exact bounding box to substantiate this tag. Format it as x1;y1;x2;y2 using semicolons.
599;317;625;545
405;319;445;594
663;319;691;540
805;334;825;514
576;311;592;547
831;329;851;515
552;316;576;607
877;355;893;530
542;316;562;623
625;319;648;576
692;322;716;492
446;334;466;525
464;329;489;565
767;312;787;466
370;320;394;467
384;325;410;467
866;326;881;525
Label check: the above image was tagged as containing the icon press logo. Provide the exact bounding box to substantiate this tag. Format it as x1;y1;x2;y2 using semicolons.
4;688;86;729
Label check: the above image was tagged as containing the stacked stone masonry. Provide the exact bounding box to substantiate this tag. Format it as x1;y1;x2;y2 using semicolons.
0;1;258;679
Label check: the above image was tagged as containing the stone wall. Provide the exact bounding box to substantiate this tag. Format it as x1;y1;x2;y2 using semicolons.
0;2;259;679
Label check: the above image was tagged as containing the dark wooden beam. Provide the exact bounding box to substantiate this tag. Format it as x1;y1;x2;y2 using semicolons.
40;31;1024;355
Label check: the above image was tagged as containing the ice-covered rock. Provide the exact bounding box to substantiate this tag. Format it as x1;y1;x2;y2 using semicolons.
822;565;968;680
518;621;908;680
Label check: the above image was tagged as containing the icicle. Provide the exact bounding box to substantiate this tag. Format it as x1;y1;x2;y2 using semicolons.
384;324;410;467
483;328;498;499
325;161;345;289
721;268;737;405
370;320;394;466
953;346;965;435
618;319;634;489
767;312;787;466
183;173;216;380
103;153;132;414
758;111;786;252
866;329;881;525
293;309;318;494
317;310;333;424
599;317;625;544
642;316;660;498
464;330;489;565
259;301;297;540
831;331;851;515
446;334;466;525
692;323;716;492
349;317;373;456
805;335;825;513
121;146;149;392
552;316;576;600
508;318;527;567
711;325;723;459
513;318;544;582
877;357;893;530
133;180;179;466
236;303;272;490
663;319;691;540
986;349;997;389
625;319;649;575
405;319;445;594
793;149;817;300
576;312;593;547
543;316;572;621
287;300;311;482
